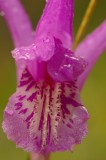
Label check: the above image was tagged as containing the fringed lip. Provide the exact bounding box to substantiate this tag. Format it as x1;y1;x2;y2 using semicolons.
2;69;89;153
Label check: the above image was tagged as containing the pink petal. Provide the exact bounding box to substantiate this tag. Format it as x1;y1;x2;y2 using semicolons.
0;0;33;47
0;0;34;81
11;0;74;81
76;20;106;89
12;45;48;81
12;33;55;62
12;38;87;82
3;69;89;153
47;39;87;82
35;0;74;49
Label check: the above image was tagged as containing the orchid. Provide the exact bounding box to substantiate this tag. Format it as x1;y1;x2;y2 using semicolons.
0;0;106;159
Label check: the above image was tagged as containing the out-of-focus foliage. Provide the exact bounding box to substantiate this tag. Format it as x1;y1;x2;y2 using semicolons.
0;0;106;160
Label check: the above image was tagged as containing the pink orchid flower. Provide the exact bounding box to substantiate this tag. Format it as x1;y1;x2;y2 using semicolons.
0;0;106;154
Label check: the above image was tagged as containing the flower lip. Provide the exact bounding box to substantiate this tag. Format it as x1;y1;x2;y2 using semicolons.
3;69;89;153
2;0;88;153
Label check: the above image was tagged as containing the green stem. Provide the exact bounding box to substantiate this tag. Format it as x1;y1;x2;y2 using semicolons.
73;0;97;50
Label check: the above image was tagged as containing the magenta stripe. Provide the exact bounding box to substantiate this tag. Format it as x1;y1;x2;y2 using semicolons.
19;108;28;114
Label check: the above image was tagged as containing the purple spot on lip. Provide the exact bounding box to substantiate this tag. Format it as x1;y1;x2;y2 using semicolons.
70;92;75;98
27;92;37;102
27;122;30;129
46;115;51;144
66;81;77;88
69;98;81;107
25;112;34;122
19;77;33;87
62;96;81;107
39;95;46;131
18;95;26;101
21;70;30;79
67;123;72;128
61;83;81;107
62;104;70;117
19;108;28;114
26;80;35;91
15;102;22;110
26;111;35;129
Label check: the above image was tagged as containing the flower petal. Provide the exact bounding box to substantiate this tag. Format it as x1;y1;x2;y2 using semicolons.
35;0;74;49
12;38;87;82
47;39;87;82
0;0;34;82
76;20;106;89
11;0;74;81
12;33;55;62
0;0;33;47
3;69;89;153
12;42;49;81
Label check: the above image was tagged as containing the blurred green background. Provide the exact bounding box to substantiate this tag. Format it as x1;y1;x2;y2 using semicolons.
0;0;106;160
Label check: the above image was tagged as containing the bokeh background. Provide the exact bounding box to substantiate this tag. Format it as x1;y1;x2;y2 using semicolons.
0;0;106;160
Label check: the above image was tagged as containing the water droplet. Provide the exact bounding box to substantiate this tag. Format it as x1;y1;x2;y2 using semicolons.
64;64;71;68
65;54;69;58
54;72;58;76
